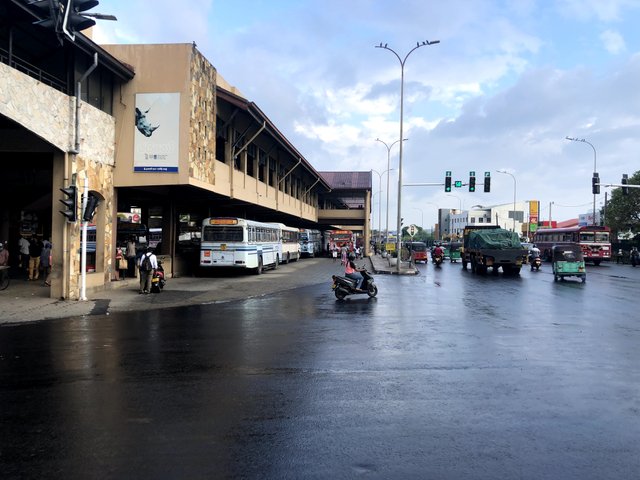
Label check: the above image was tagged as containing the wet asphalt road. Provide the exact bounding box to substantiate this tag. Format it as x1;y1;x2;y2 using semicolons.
1;259;639;479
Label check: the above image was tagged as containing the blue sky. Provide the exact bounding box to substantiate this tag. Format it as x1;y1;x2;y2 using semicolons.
94;0;640;230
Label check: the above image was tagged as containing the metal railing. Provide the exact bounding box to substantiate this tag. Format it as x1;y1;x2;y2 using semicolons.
0;46;67;93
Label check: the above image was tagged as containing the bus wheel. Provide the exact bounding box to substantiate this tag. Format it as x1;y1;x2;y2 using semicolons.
255;256;263;275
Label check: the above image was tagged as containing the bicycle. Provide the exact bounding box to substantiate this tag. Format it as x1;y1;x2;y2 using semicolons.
0;266;10;290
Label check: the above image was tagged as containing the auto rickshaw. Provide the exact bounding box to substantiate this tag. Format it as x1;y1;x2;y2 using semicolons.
552;245;586;283
449;241;462;263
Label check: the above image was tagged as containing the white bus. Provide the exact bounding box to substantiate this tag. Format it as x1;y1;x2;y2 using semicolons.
200;217;281;274
269;223;300;264
299;228;322;257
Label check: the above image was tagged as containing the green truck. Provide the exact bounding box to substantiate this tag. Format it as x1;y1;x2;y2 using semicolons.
461;225;528;275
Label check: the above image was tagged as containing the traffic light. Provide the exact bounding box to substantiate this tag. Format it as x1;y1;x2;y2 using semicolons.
31;0;63;30
483;171;491;192
59;185;77;222
65;0;99;33
445;171;452;192
83;192;99;221
469;171;476;192
592;172;600;194
32;0;99;35
621;174;629;195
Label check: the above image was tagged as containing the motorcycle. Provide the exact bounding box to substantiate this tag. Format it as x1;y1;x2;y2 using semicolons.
332;268;378;300
529;255;542;271
432;254;443;267
151;260;166;293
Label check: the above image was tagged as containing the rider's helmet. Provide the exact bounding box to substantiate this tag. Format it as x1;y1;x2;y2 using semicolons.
348;252;355;260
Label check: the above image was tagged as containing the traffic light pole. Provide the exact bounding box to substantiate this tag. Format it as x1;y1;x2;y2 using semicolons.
598;183;640;189
80;176;88;301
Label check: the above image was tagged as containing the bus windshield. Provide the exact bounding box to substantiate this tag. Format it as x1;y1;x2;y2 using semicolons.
203;226;243;242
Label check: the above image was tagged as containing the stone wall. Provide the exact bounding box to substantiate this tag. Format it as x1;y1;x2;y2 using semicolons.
188;47;217;185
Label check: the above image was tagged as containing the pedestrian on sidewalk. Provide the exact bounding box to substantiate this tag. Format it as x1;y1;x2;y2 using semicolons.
40;240;52;286
126;236;137;278
137;246;157;294
28;236;43;281
18;234;30;274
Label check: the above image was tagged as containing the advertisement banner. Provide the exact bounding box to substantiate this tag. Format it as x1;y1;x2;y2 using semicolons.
134;93;180;172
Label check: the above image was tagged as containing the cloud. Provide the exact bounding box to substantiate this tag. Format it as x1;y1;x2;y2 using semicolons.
600;29;626;54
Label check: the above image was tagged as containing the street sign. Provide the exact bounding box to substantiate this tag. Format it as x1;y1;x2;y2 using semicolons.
408;224;418;237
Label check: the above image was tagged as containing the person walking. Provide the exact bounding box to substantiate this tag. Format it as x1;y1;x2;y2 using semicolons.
28;236;43;281
40;240;52;286
137;246;157;294
126;236;137;278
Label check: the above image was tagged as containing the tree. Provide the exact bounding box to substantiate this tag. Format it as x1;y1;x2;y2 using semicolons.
605;170;640;238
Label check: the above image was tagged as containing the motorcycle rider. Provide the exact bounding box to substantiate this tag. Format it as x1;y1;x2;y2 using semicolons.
432;244;444;263
345;252;364;289
631;247;639;266
529;244;541;262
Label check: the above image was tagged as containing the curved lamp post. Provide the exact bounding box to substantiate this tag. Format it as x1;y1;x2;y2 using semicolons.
376;39;439;272
371;168;393;245
375;138;405;246
412;207;424;229
496;169;517;233
565;136;597;225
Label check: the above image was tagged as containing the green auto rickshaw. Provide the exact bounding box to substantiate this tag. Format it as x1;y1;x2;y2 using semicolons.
552;245;586;283
449;241;462;262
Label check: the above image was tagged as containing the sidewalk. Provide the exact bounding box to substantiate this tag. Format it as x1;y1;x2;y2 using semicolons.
369;253;419;275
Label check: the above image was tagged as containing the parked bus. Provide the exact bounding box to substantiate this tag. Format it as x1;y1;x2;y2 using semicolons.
324;229;354;253
200;217;281;273
533;225;611;265
299;228;322;257
269;223;300;264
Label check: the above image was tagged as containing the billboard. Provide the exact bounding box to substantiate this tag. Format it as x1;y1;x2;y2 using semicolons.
134;93;180;172
528;200;540;232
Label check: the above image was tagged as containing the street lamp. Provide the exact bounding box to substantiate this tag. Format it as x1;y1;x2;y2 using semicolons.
446;194;462;211
412;207;424;228
375;138;406;246
565;136;597;226
376;39;439;272
371;169;393;245
496;169;517;233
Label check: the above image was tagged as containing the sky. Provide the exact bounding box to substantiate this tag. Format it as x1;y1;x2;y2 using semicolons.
92;0;640;231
